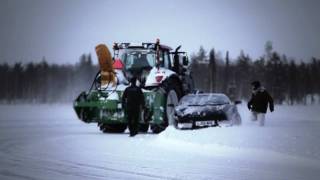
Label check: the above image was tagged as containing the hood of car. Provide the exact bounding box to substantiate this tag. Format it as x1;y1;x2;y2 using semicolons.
175;104;228;118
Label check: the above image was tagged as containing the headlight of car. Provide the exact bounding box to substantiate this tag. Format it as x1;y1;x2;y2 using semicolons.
175;108;185;117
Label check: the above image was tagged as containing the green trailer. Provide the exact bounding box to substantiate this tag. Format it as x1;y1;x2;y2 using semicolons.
74;86;169;133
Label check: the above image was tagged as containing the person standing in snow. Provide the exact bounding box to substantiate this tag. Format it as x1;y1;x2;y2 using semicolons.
247;81;274;126
122;77;145;137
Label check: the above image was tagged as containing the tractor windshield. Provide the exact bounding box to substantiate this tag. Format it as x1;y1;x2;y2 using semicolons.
121;49;156;70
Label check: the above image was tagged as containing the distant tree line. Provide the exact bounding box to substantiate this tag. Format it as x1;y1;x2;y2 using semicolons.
0;54;98;103
191;42;320;105
1;42;320;104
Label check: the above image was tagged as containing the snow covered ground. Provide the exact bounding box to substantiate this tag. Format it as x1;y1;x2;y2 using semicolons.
0;103;320;180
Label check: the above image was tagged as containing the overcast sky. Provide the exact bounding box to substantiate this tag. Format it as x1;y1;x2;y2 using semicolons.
1;0;320;64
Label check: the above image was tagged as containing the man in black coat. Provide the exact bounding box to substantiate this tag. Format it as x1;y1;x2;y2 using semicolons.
122;77;145;137
247;81;274;126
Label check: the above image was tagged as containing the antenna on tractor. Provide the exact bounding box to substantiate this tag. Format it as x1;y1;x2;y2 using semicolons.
155;38;160;69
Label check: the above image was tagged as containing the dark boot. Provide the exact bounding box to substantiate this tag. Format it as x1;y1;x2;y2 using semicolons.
129;130;138;137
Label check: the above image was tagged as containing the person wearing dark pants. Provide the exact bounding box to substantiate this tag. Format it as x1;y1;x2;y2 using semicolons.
122;77;145;137
127;111;139;137
248;81;274;126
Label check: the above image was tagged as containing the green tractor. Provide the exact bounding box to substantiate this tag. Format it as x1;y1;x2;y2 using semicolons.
73;41;194;133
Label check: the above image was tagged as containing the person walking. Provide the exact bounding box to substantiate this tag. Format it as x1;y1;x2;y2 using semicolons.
122;77;145;136
247;81;274;126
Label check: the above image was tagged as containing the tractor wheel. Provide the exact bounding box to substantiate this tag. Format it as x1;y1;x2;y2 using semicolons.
139;124;149;133
79;108;90;123
163;79;182;127
98;123;104;131
100;123;127;133
149;78;182;134
150;124;165;134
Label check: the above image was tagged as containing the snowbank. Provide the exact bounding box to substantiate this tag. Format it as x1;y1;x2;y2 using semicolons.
0;103;319;179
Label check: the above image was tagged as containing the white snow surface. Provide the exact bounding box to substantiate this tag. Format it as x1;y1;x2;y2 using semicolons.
0;103;320;180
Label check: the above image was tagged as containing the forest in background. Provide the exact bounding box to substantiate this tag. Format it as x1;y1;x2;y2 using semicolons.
0;54;98;103
1;42;320;104
191;42;320;105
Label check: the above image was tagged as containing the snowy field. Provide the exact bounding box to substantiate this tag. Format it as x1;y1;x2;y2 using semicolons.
0;104;320;180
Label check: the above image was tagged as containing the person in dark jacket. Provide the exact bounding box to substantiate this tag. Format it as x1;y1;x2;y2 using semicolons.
122;77;145;137
247;81;274;126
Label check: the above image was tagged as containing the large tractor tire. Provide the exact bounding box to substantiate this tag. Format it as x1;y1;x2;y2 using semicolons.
164;79;182;126
151;79;182;133
100;123;127;133
150;124;165;134
78;108;90;123
139;124;149;133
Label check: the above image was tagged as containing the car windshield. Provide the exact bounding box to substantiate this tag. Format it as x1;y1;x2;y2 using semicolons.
120;49;156;69
179;94;230;106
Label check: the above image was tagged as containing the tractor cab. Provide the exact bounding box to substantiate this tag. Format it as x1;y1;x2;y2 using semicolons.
112;42;190;88
113;42;174;87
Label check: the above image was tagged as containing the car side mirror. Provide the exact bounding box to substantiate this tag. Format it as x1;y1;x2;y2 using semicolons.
183;56;189;66
234;100;242;105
